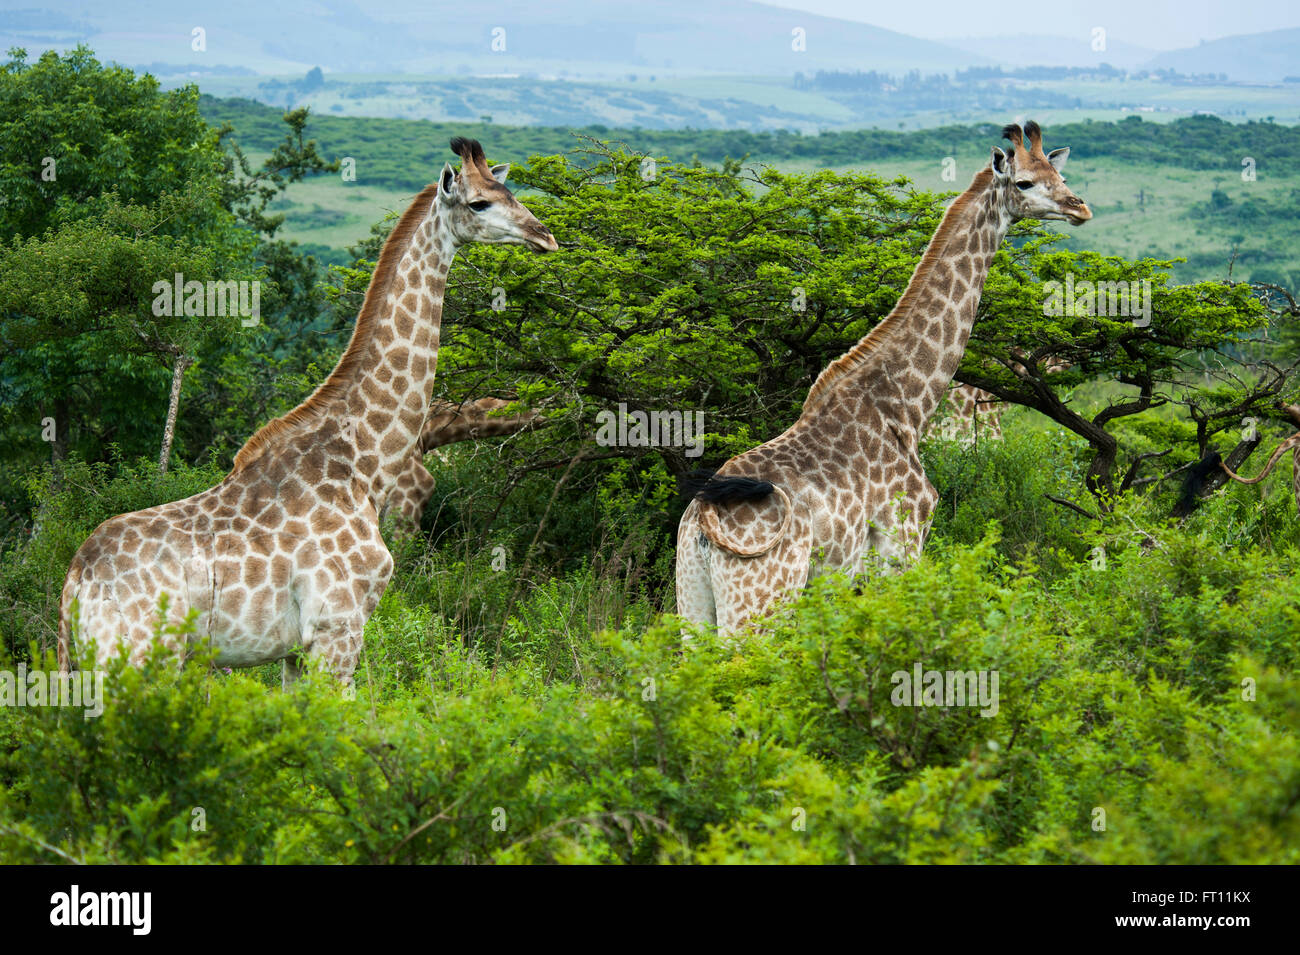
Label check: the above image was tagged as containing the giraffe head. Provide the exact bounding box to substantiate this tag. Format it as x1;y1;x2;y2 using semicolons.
438;137;558;252
990;121;1092;226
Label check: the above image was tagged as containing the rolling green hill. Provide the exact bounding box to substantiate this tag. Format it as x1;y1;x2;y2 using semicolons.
203;95;1300;285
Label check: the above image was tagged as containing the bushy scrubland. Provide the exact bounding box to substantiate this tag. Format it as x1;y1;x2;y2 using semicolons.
2;428;1297;864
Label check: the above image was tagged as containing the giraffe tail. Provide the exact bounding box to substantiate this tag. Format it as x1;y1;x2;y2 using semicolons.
1220;433;1300;486
691;474;776;503
692;476;793;557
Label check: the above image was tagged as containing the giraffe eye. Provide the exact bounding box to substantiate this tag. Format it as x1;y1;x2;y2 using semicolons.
1015;180;1034;190
468;200;492;212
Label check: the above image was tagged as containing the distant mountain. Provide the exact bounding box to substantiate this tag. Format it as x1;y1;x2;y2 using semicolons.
1142;28;1300;82
943;34;1157;71
0;0;990;77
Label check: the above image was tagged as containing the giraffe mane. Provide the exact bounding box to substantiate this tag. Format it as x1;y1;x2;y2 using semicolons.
802;166;995;413
230;181;441;473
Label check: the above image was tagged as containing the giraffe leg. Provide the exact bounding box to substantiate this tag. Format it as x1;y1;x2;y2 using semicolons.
1292;449;1300;513
295;504;395;688
866;466;938;572
282;654;306;689
710;517;813;637
674;500;717;631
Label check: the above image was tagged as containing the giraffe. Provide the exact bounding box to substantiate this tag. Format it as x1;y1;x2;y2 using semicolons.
1218;404;1300;512
675;121;1091;635
59;137;557;684
381;396;543;531
935;354;1073;446
936;384;1004;445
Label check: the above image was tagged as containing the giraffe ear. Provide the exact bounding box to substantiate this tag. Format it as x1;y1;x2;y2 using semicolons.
1047;147;1070;172
438;162;458;200
489;162;510;185
990;146;1011;180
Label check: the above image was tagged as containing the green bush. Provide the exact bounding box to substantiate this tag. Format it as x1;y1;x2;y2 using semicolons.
3;524;1296;864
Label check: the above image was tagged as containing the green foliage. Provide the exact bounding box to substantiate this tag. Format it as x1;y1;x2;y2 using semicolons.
0;49;339;511
1;48;223;239
924;425;1091;567
4;524;1295;864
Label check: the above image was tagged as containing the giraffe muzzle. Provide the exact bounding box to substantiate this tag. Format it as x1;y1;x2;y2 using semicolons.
527;228;559;253
1062;197;1092;225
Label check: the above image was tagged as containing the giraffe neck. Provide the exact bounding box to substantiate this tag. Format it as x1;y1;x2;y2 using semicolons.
343;198;457;511
420;399;541;451
226;183;463;513
802;167;1010;435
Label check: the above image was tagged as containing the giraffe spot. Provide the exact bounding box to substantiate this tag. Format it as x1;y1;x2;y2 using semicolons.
224;588;248;619
399;408;424;433
286;493;310;522
316;512;345;534
271;555;292;588
380;431;408;456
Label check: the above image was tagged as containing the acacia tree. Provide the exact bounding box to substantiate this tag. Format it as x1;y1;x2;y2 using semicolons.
958;243;1284;504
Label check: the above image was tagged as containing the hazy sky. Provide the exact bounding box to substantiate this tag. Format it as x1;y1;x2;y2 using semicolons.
757;0;1300;49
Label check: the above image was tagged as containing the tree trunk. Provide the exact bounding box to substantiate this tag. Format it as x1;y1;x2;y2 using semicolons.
158;353;193;476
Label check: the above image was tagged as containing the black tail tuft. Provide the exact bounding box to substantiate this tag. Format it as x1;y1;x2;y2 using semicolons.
1173;449;1221;518
449;137;485;160
687;471;776;504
